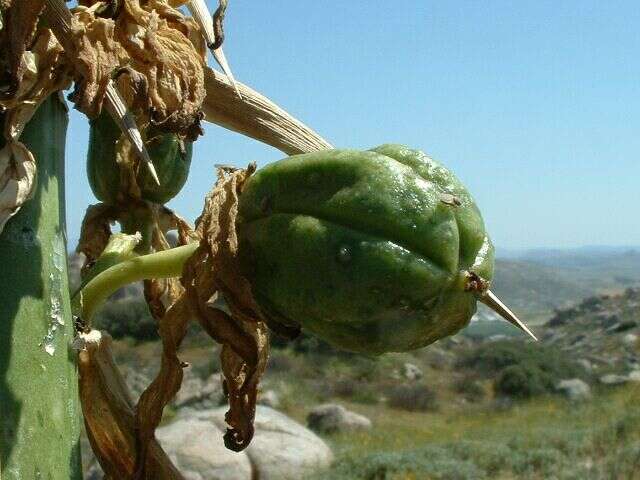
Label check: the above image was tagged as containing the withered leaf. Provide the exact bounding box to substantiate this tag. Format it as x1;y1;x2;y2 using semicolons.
76;329;184;480
0;139;36;234
0;0;46;98
67;0;206;139
77;202;119;273
185;164;269;451
1;28;71;141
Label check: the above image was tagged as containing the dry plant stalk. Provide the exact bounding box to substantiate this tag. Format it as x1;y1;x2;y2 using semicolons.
203;67;334;155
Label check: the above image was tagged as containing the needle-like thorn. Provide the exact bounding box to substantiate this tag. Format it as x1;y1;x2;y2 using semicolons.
211;46;242;99
187;0;242;99
104;82;160;186
43;0;160;186
479;290;538;341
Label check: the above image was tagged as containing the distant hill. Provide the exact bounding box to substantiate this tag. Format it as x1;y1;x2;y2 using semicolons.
489;259;594;321
487;248;640;322
542;287;640;374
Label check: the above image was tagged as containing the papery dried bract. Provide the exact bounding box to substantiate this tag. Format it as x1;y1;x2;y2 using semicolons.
69;0;206;139
0;140;36;234
77;202;118;273
186;164;269;451
76;329;184;480
0;0;46;97
1;28;71;140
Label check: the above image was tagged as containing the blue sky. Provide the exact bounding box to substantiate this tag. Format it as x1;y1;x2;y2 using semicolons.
64;0;640;250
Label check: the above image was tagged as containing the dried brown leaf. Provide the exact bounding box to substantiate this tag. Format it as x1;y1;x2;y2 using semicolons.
0;0;46;97
76;330;184;480
77;202;118;273
1;28;71;141
134;295;193;477
0;139;36;234
132;165;270;472
184;164;269;451
67;0;206;138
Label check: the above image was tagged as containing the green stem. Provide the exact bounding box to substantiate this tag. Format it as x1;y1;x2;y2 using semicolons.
76;242;198;322
118;205;154;254
0;95;82;479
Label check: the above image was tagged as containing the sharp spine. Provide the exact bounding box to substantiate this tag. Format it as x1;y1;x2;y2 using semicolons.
104;82;160;185
479;290;538;341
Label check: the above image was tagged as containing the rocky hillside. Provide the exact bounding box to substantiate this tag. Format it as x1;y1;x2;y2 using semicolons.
543;287;640;378
80;287;640;479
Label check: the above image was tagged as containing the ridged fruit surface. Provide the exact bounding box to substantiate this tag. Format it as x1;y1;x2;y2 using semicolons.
237;144;494;354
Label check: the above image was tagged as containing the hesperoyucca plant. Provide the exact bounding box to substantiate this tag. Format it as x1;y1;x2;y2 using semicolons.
0;2;535;478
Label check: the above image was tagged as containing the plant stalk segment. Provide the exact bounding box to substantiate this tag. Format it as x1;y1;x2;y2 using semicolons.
74;242;199;323
203;67;333;155
43;0;160;185
0;95;82;479
479;289;538;341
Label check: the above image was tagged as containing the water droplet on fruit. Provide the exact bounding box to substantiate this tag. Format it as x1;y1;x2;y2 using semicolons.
337;246;352;264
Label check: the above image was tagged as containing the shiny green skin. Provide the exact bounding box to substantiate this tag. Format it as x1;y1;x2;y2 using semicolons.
87;113;192;204
238;145;495;355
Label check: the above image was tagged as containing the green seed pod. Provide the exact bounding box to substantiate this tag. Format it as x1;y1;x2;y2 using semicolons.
87;113;192;205
237;144;498;355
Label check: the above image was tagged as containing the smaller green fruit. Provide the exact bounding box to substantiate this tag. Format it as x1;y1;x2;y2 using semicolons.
87;113;192;205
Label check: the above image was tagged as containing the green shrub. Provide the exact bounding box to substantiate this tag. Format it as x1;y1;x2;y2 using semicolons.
454;376;486;403
93;297;158;342
311;447;482;480
510;447;564;476
494;363;550;398
386;383;438;412
458;340;586;399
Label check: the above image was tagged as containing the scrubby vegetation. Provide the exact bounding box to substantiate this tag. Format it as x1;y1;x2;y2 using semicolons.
312;385;640;479
386;384;439;412
93;256;640;479
458;340;587;399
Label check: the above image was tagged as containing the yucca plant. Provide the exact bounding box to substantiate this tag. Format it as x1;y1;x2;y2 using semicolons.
0;1;331;477
0;1;535;478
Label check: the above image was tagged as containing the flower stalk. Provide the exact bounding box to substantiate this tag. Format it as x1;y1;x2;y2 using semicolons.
74;241;198;323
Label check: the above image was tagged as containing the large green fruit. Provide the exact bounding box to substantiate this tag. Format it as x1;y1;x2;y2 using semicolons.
87;113;192;204
237;144;495;355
